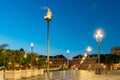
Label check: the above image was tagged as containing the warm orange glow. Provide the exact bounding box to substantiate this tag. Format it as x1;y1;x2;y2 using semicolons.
103;65;106;68
80;61;83;64
82;57;85;60
24;54;27;58
84;53;87;57
36;57;38;61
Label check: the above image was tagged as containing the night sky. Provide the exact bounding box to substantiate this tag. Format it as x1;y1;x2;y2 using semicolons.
0;0;120;58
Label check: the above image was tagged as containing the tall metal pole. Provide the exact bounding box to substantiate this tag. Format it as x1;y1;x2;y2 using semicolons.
67;54;69;68
66;50;69;68
30;42;34;52
97;39;101;74
31;46;33;52
86;46;92;71
47;20;50;77
44;8;52;79
94;29;103;74
30;42;34;68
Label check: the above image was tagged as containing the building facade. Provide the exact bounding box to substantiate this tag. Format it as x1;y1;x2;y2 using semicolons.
72;54;97;70
111;47;120;55
39;55;68;69
39;52;120;70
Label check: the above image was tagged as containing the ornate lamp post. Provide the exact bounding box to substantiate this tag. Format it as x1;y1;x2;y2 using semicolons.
30;42;34;52
24;54;27;58
23;54;27;69
86;46;92;71
66;50;70;68
44;8;52;78
94;29;104;74
86;46;92;56
36;57;38;69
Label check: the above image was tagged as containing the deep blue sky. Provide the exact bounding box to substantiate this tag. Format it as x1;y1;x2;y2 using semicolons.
0;0;120;58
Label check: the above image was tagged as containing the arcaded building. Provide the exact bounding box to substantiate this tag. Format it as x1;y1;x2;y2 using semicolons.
111;47;120;55
39;55;67;68
72;54;97;70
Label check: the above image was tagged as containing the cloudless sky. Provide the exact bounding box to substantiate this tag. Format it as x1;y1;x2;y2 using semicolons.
0;0;120;58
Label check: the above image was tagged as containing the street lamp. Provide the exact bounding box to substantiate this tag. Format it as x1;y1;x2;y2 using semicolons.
44;8;52;78
24;54;27;58
84;53;88;58
67;50;70;57
66;50;70;68
36;57;39;69
94;29;104;74
86;46;92;56
86;46;92;71
23;54;27;69
2;49;6;80
30;42;34;52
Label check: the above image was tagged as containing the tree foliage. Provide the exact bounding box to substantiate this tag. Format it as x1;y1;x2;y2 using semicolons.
95;54;120;64
0;43;9;49
0;48;44;70
106;54;120;64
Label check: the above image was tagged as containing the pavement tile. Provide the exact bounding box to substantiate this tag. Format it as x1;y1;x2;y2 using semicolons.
27;70;120;80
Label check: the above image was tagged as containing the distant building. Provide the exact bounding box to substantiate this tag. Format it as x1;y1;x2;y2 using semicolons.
72;54;97;70
111;47;120;55
39;55;67;68
110;47;120;70
38;50;120;70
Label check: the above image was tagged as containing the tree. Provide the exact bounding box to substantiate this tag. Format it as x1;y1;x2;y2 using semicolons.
0;43;9;50
106;54;120;64
0;45;44;69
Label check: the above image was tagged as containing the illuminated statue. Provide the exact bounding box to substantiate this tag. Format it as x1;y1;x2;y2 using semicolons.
44;8;52;20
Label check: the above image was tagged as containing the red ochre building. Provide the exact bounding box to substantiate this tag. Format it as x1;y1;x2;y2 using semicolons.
111;47;120;55
111;47;120;69
39;47;120;70
39;54;98;70
39;55;68;69
39;54;109;70
72;54;97;70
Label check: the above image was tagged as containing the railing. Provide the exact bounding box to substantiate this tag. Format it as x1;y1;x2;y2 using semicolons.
0;69;44;80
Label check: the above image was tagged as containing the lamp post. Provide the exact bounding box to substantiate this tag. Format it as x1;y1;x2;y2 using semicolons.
36;57;38;69
24;54;27;69
86;46;92;71
2;49;6;80
66;50;70;68
30;42;34;52
44;8;52;78
94;29;104;74
86;46;92;56
24;54;27;58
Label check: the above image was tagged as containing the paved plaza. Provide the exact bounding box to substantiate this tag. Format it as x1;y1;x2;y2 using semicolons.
26;70;120;80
